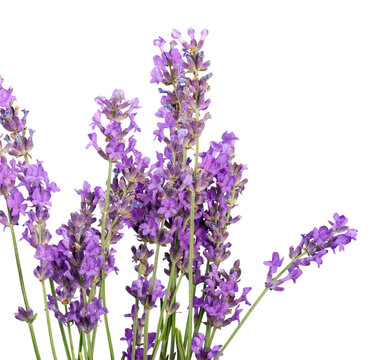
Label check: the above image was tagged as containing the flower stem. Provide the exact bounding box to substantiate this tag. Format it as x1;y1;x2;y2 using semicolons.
183;148;188;167
204;322;212;350
154;264;175;346
169;315;176;360
49;278;72;360
151;272;184;359
28;323;41;360
81;332;88;360
143;311;151;360
79;279;93;360
185;188;196;358
78;331;83;360
97;160;115;359
101;161;113;247
65;305;76;360
210;327;216;346
101;271;115;359
143;239;161;360
6;203;41;359
91;322;98;355
130;265;144;360
131;298;139;360
42;280;58;360
185;100;201;357
214;252;307;359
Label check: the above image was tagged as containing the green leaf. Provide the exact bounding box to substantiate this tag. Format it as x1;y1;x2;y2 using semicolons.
175;329;185;360
31;313;38;323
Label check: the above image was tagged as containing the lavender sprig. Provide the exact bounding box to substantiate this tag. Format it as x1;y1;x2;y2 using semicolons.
214;214;357;359
1;77;43;360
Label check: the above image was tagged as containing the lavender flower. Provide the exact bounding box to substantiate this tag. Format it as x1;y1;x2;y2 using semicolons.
264;213;358;291
191;333;222;360
126;277;167;309
66;297;108;333
0;76;16;108
195;262;251;329
87;90;141;162
7;187;27;217
14;306;37;324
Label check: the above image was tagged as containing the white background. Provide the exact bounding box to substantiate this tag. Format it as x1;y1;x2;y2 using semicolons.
0;1;387;359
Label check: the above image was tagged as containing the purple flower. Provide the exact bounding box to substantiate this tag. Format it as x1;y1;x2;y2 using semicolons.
0;161;16;196
0;76;16;108
329;212;349;232
95;90;140;122
121;325;156;360
33;261;53;281
191;333;223;360
66;297;108;333
0;210;9;228
126;277;166;309
7;187;27;217
14;306;37;324
263;252;284;274
31;187;52;207
86;132;100;151
139;215;159;238
87;90;142;163
158;197;178;218
191;333;206;354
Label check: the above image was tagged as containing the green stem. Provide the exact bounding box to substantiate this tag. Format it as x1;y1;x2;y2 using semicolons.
154;264;175;346
78;331;83;360
183;148;188;168
166;265;178;359
6;203;41;359
101;161;113;248
91;322;98;355
185;189;196;358
130;265;144;360
101;271;115;360
81;332;88;360
143;311;151;360
49;278;72;360
28;324;41;360
101;161;115;359
151;273;184;359
143;240;161;360
225;187;236;228
42;280;58;360
193;137;199;177
185;102;200;357
131;298;139;360
210;327;216;345
90;282;103;355
204;322;212;350
169;315;176;360
89;160;114;359
65;305;76;360
214;252;307;359
79;279;93;360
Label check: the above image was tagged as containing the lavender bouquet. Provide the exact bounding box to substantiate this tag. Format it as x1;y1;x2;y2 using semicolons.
0;28;357;360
